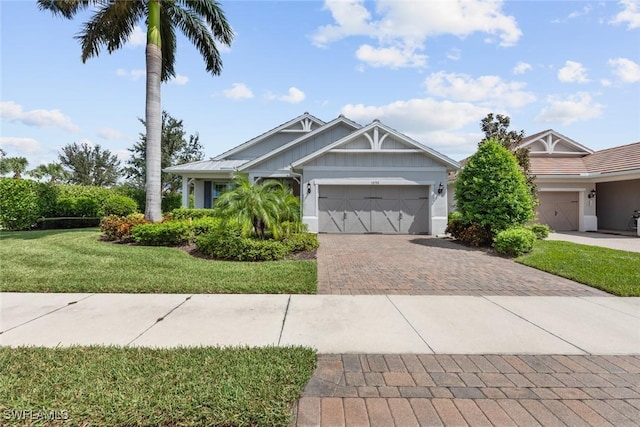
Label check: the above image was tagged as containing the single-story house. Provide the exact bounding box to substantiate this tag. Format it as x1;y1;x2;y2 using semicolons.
165;113;460;235
448;130;640;234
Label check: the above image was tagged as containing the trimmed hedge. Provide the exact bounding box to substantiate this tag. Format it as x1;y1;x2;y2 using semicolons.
527;223;551;240
37;217;101;229
102;195;138;217
493;227;536;257
195;230;318;261
131;221;193;246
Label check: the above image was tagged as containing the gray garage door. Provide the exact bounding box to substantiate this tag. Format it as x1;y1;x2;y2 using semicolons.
318;185;429;234
537;191;579;231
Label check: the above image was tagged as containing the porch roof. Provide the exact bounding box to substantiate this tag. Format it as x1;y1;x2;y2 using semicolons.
163;159;247;174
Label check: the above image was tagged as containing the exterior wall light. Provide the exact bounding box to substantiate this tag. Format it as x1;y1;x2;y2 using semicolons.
588;189;596;199
307;182;312;194
437;182;445;195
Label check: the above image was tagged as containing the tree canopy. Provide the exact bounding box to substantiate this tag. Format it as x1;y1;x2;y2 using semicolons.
59;142;121;187
125;111;204;192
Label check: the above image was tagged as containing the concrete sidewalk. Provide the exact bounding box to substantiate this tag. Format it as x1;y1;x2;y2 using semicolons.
547;231;640;253
2;293;639;354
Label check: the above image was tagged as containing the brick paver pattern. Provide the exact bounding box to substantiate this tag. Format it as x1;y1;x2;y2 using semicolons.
317;235;608;296
291;354;640;426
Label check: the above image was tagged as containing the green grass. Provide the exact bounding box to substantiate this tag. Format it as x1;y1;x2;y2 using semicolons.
0;229;316;294
0;346;316;426
517;240;640;296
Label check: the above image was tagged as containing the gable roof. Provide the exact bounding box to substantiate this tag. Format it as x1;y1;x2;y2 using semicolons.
291;120;460;170
212;112;325;161
238;115;362;171
583;141;640;174
519;129;593;155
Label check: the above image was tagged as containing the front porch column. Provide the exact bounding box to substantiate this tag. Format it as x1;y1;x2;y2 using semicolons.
181;176;189;208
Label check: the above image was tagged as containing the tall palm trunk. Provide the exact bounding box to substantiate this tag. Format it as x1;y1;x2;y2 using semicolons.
145;0;163;222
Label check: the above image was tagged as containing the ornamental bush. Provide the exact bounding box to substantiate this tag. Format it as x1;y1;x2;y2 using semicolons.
455;140;535;238
100;214;149;242
131;221;193;246
283;233;319;253
171;208;218;221
101;195;138;217
493;227;536;257
195;229;299;261
527;223;551;240
0;178;41;230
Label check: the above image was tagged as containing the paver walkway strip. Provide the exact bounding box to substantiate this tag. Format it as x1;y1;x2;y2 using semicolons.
290;354;640;426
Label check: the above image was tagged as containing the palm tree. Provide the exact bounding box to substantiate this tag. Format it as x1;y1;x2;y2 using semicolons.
1;157;29;179
214;175;300;239
28;163;70;183
38;0;233;222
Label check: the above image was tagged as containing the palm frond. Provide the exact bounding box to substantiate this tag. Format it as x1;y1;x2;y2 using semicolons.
159;8;177;81
165;1;233;76
37;0;96;19
76;1;145;62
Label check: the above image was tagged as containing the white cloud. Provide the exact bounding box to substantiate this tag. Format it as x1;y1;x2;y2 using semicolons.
610;0;640;29
446;48;461;61
601;79;613;87
113;149;132;162
535;92;603;125
312;0;521;69
0;101;79;132
424;71;536;108
0;136;43;154
609;57;640;82
116;68;145;81
170;74;189;85
355;44;427;68
127;25;146;47
558;61;590;83
568;4;593;19
513;61;532;75
97;127;126;140
265;87;306;104
223;83;254;100
341;98;490;133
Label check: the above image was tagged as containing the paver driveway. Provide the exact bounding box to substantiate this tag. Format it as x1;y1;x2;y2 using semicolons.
317;235;607;296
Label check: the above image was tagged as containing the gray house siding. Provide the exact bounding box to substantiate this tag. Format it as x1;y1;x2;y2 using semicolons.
304;152;439;168
245;123;356;172
226;133;303;160
596;179;640;230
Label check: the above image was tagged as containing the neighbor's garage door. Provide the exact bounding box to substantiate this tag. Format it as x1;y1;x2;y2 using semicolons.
318;185;429;234
537;192;578;231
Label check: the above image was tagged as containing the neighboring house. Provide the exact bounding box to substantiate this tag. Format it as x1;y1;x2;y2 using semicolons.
448;130;640;233
165;112;460;235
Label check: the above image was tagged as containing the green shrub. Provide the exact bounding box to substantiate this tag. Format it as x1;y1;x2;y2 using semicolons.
0;178;41;230
455;140;535;239
131;221;193;246
101;195;138;217
196;230;290;261
283;233;319;252
190;217;223;236
100;214;149;242
162;193;182;213
527;223;551;240
445;213;467;238
37;217;101;229
493;227;536;257
55;184;113;209
115;186;146;212
171;208;217;221
75;196;101;217
281;221;308;235
36;183;59;218
457;223;493;247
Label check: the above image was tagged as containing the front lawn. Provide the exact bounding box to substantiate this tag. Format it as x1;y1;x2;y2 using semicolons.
0;229;316;294
0;346;316;427
517;240;640;296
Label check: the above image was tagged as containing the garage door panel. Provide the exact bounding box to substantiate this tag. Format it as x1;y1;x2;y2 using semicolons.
537;192;578;231
318;185;430;234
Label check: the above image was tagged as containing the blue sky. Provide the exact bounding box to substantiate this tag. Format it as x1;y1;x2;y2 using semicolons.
1;0;639;171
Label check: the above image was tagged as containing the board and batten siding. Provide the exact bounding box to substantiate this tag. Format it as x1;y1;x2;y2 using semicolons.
245;123;356;172
225;132;304;160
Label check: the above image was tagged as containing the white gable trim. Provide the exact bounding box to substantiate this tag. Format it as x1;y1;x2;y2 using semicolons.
237;116;361;171
291;121;460;170
212;113;325;160
520;130;594;155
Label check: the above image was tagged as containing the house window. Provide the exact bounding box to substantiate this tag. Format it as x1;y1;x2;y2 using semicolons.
212;182;230;206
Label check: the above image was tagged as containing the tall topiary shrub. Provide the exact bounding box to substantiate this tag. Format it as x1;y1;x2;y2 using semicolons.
455;139;535;239
0;178;41;230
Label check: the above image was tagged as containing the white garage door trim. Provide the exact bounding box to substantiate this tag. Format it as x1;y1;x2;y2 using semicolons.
318;184;431;234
